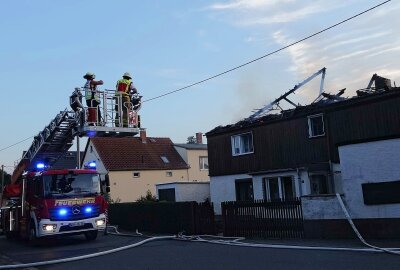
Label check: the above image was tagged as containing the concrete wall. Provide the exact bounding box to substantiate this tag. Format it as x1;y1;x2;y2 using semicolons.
156;183;210;203
339;138;400;219
302;195;344;220
108;170;188;202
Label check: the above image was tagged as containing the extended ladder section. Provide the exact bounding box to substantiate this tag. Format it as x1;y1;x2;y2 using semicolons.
12;110;77;181
12;88;141;182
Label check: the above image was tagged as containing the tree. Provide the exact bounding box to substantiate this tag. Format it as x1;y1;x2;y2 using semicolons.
187;136;196;144
136;190;157;202
0;168;11;189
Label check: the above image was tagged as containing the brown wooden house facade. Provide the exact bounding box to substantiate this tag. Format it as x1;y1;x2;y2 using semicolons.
206;85;400;214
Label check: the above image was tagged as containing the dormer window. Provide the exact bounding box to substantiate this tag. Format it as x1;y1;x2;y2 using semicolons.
160;156;169;164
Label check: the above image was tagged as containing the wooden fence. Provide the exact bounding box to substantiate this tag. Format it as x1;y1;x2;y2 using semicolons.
222;199;304;239
109;201;215;235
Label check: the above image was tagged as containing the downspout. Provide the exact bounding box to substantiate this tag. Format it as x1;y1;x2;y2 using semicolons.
325;113;335;193
296;168;303;197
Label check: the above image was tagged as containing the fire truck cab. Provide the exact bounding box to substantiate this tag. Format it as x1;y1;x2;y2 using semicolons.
1;164;109;242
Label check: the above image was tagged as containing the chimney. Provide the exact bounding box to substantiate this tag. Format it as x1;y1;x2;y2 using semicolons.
196;132;203;144
140;129;147;143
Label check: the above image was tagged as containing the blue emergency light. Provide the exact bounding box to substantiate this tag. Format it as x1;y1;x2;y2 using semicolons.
84;206;93;213
88;162;96;169
58;208;67;216
36;163;45;170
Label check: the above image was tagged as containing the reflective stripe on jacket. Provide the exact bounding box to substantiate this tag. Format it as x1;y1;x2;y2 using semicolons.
116;78;132;94
84;80;100;102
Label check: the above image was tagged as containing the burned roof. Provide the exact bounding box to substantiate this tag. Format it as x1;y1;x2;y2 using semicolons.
207;74;400;136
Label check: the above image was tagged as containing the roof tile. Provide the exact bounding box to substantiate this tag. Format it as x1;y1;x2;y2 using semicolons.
90;137;189;171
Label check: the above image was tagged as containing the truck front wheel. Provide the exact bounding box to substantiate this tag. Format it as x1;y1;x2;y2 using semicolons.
84;230;98;241
28;223;38;246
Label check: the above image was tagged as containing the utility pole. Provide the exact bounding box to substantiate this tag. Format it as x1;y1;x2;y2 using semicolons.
1;165;4;192
76;136;81;169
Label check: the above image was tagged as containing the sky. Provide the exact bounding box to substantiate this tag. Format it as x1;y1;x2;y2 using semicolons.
0;0;399;173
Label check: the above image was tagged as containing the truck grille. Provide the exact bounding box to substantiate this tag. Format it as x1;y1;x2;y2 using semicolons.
59;223;93;232
49;205;100;221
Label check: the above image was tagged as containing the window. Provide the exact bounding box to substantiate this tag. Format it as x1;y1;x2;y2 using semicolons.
160;156;169;164
166;171;173;177
231;132;254;156
362;181;400;205
308;114;325;137
264;176;296;201
235;179;254;201
133;172;140;178
199;156;209;170
310;174;329;195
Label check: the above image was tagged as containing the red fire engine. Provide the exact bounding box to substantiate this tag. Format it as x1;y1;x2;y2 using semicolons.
0;86;141;243
1;166;109;241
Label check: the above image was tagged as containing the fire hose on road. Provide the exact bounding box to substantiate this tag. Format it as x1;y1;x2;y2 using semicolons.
1;194;400;269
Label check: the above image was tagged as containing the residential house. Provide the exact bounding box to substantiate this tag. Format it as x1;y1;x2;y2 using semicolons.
206;74;400;237
174;132;209;182
82;130;209;202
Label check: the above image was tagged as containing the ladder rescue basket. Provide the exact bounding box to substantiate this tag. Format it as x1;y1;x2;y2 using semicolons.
87;107;98;123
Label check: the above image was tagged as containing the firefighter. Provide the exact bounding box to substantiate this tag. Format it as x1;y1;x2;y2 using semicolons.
83;72;104;125
115;72;138;127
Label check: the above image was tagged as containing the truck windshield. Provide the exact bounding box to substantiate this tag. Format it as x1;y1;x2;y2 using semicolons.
43;174;101;198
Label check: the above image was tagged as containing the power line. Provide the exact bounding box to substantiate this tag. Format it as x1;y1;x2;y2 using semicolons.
143;0;391;103
0;136;34;153
0;0;392;154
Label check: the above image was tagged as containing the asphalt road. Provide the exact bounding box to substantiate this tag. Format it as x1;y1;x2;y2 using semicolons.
0;234;399;270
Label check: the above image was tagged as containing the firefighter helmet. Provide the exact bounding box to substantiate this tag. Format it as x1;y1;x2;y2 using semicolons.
123;72;132;79
83;72;95;79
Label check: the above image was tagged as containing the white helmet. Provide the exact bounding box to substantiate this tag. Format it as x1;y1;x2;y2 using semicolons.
83;72;95;79
123;72;132;79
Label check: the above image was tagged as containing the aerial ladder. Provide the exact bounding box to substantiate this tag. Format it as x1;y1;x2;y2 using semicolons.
11;88;142;182
1;87;141;242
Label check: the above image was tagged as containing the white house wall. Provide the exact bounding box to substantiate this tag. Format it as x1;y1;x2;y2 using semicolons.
211;170;309;215
156;183;210;203
332;163;343;194
211;174;249;214
177;183;210;202
82;142;108;174
339;138;400;219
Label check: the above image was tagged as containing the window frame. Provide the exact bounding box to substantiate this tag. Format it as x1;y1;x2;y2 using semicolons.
231;132;254;156
309;173;330;195
199;156;209;171
160;156;170;164
263;176;296;201
308;114;325;138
